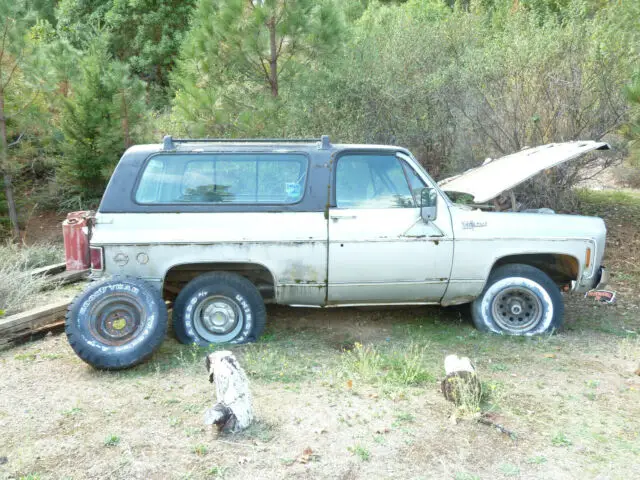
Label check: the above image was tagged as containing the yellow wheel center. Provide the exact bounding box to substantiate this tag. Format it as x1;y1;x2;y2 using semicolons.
112;318;127;330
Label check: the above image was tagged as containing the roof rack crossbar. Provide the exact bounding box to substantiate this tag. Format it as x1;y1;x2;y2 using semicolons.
162;135;331;150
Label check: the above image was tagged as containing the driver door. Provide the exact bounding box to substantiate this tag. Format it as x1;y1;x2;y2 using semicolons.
327;152;453;304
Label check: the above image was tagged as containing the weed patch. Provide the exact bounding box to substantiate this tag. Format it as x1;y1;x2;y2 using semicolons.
338;342;436;387
192;444;208;456
241;345;314;382
104;434;121;447
552;432;572;447
348;444;370;461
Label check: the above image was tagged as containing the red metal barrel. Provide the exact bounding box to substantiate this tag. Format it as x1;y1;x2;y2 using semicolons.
62;211;92;271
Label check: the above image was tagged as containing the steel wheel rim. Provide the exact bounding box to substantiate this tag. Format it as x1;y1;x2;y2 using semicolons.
193;295;244;343
89;294;146;346
491;286;543;332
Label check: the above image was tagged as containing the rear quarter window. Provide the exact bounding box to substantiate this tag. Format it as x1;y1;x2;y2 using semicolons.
135;153;308;204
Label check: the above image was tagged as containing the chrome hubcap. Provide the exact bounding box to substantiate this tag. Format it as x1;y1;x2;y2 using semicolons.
193;295;243;342
201;300;238;334
491;286;543;332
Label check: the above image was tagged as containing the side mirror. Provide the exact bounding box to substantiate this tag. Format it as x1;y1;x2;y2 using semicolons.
420;187;438;222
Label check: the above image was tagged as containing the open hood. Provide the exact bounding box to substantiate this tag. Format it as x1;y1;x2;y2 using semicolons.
438;141;610;203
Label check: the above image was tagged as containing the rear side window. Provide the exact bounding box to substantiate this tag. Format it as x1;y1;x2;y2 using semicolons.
135;153;308;204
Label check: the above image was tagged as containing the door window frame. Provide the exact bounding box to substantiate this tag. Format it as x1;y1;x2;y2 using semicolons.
331;150;442;209
331;150;418;209
395;151;454;208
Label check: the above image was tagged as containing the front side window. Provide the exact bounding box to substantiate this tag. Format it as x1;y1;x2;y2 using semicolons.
135;153;308;204
336;154;416;209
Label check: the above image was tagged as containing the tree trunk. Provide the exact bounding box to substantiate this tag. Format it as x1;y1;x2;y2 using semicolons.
121;90;131;150
268;17;278;97
0;90;20;240
204;351;253;433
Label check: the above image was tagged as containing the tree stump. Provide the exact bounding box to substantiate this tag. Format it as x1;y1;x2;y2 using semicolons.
204;351;253;433
441;354;482;406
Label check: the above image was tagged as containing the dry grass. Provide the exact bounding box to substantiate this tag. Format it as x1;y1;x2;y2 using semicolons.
1;301;639;480
618;335;640;360
0;243;64;316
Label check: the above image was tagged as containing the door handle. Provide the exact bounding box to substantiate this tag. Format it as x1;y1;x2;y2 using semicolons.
330;214;357;220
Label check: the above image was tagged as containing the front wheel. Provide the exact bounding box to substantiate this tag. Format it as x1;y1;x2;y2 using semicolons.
172;272;266;346
471;264;564;335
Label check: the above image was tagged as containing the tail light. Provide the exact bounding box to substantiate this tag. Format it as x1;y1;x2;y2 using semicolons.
90;246;104;271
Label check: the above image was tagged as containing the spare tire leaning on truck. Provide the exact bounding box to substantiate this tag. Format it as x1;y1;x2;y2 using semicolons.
65;276;168;370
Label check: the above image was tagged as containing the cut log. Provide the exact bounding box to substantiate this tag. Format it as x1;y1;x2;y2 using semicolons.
441;354;482;405
0;299;71;347
204;351;253;433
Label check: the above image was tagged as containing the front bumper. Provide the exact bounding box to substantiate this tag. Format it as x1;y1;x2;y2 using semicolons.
594;266;609;290
571;266;609;293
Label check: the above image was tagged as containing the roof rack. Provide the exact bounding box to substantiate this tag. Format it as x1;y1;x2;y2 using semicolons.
162;135;331;151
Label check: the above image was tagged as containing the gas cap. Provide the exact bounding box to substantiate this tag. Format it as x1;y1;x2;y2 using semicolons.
113;252;129;266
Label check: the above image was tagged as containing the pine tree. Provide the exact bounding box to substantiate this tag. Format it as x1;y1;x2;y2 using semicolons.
172;0;344;135
184;0;343;97
58;36;147;205
0;0;49;239
56;0;196;106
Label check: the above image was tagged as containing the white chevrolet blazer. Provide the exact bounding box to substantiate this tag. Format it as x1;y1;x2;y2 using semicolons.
65;136;609;369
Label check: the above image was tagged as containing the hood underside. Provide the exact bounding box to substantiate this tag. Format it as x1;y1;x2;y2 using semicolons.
438;141;610;203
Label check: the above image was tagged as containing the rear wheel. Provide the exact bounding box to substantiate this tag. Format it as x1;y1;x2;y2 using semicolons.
172;272;266;346
471;264;563;335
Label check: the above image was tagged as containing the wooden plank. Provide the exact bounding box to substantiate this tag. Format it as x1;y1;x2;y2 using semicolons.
0;299;71;347
46;269;90;287
30;262;66;278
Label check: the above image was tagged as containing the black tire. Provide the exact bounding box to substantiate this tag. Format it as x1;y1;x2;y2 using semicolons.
65;276;168;370
172;272;266;346
471;264;563;335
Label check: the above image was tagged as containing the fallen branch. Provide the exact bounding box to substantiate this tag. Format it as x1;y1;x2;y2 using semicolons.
7;132;24;148
215;439;259;449
478;414;518;440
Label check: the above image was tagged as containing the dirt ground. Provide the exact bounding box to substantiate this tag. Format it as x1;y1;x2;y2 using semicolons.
22;212;65;246
1;191;639;480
